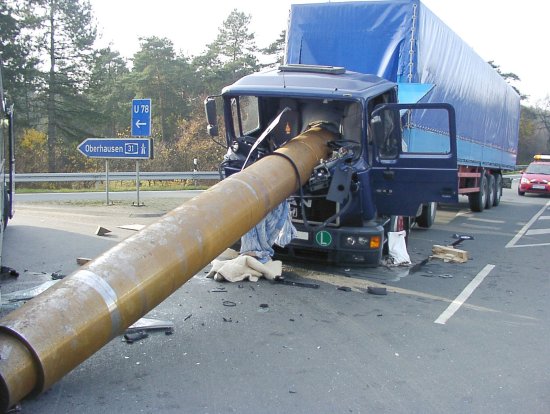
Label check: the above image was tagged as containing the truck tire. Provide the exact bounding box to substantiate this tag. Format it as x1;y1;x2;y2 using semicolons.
468;173;487;212
493;174;502;206
416;201;437;228
485;173;495;210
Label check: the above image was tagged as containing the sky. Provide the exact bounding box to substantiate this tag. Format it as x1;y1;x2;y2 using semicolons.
91;0;549;105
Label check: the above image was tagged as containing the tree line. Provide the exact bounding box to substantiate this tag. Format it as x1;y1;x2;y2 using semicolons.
1;0;548;174
1;0;285;174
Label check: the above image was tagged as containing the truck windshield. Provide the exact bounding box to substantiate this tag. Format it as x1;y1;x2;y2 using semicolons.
231;96;260;137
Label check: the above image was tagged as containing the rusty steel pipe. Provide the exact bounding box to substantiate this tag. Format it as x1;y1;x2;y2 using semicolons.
0;127;335;411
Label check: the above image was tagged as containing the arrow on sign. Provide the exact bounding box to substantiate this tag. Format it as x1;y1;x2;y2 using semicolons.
135;120;147;128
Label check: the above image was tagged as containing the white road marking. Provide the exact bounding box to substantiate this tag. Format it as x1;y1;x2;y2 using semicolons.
505;200;550;248
467;217;505;224
526;228;550;236
434;264;495;325
507;242;550;248
538;216;550;220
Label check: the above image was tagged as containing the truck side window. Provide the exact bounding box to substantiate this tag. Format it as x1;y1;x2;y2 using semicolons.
371;108;400;159
231;96;260;137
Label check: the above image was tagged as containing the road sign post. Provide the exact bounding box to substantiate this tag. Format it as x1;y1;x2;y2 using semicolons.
132;99;152;137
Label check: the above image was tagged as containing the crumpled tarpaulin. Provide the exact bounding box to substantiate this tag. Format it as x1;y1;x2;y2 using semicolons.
206;255;282;282
207;201;295;282
239;201;296;263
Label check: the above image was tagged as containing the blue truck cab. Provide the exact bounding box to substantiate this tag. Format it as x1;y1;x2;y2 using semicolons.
205;0;520;266
205;64;458;266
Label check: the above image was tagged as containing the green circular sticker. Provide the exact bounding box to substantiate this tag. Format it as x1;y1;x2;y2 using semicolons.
315;231;332;247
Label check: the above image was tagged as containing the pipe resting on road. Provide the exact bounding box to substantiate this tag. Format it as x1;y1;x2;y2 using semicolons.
0;127;335;411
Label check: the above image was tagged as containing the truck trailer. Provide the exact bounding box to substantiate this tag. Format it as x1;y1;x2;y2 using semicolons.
205;0;520;266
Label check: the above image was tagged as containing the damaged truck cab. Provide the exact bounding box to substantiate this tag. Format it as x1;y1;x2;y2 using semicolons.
206;64;458;266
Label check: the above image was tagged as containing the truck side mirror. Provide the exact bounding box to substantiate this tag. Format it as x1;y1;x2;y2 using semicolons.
204;97;219;137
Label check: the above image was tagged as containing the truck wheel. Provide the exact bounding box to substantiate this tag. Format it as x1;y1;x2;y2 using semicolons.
416;202;437;228
493;174;502;206
468;173;487;212
485;173;495;209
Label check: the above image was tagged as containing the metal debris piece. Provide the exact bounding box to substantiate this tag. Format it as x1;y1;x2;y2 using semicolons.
117;224;146;231
274;277;319;289
222;317;232;322
123;331;148;344
0;266;19;279
76;257;92;266
95;226;111;236
222;300;236;307
125;317;174;335
409;257;430;274
1;280;59;304
450;233;474;247
51;272;66;280
367;286;387;296
337;286;352;292
259;303;269;308
210;287;227;293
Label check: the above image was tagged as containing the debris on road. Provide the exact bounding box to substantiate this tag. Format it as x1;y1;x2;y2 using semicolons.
95;226;111;236
273;277;319;289
367;286;387;296
123;330;149;344
0;266;19;279
206;255;282;282
125;317;174;336
1;280;59;304
117;224;146;231
51;272;66;280
450;233;474;247
76;257;92;266
337;286;352;292
222;300;236;307
387;230;411;266
409;257;430;274
431;245;468;263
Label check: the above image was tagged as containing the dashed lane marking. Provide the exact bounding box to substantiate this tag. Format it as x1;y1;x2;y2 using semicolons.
467;217;505;224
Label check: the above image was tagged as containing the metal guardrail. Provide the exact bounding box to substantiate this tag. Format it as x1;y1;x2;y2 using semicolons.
14;171;220;183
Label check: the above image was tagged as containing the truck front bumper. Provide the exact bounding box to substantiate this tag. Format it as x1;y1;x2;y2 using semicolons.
274;223;384;267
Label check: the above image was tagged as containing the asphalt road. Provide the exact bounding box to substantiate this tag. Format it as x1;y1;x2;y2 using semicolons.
1;184;549;413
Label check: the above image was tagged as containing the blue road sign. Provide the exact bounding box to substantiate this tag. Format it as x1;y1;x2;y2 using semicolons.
131;98;151;137
78;138;153;160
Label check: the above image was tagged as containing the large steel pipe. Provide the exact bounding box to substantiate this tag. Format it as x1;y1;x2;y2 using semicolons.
0;127;335;411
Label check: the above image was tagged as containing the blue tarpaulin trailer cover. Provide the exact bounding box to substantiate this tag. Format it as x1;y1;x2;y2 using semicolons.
286;0;520;169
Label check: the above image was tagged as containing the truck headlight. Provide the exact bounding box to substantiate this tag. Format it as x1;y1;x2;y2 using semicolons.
345;236;356;246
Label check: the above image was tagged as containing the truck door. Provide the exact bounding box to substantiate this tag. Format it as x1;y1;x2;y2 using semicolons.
370;103;458;216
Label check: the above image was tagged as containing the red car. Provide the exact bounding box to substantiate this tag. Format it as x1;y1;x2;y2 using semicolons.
518;156;550;195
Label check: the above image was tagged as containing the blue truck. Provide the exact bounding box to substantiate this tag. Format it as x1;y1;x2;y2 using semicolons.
205;0;520;266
